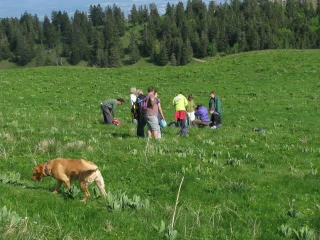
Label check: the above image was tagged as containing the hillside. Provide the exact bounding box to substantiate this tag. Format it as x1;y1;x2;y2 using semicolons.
1;0;320;69
0;50;319;239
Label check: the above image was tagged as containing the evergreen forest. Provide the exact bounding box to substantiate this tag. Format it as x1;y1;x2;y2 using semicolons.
0;0;320;67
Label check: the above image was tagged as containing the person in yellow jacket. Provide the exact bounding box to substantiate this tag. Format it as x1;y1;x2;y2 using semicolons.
173;92;188;135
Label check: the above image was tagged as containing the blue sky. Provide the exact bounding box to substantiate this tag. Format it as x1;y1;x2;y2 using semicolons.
0;0;214;20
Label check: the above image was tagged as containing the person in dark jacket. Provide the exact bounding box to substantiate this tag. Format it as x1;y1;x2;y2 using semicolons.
209;91;222;117
209;108;222;129
136;89;147;137
100;98;124;124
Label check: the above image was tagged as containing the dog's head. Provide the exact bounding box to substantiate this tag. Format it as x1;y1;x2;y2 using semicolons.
31;164;46;182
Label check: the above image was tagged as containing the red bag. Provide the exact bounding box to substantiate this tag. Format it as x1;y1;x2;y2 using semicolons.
112;119;122;126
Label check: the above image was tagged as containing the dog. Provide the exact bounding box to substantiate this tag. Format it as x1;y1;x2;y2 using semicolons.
31;158;107;202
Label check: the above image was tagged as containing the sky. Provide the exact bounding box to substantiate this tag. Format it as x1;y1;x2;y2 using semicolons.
0;0;215;20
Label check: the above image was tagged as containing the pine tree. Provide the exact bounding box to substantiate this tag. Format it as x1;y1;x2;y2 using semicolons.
138;5;149;24
92;28;104;54
129;4;138;25
89;4;104;27
170;53;177;66
186;0;194;20
62;42;70;57
190;30;200;57
69;12;89;65
128;33;140;63
140;25;155;57
278;28;293;49
60;12;72;45
95;48;108;67
165;3;174;22
34;14;44;44
51;10;62;42
217;24;229;53
157;40;169;66
181;20;191;42
199;31;209;57
16;32;34;65
43;15;57;48
246;22;260;50
108;40;122;68
181;38;193;65
35;44;45;67
207;15;218;43
69;40;82;65
104;6;115;42
0;35;11;60
113;4;126;37
175;2;186;29
238;31;247;52
207;43;217;56
171;37;183;65
86;20;94;45
149;3;161;36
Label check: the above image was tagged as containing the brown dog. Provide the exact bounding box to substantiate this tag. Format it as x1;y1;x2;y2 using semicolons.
32;158;107;202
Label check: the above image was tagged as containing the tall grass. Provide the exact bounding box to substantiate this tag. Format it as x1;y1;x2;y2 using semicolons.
0;50;319;239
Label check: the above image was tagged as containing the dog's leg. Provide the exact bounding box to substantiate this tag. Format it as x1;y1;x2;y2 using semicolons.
80;181;90;202
62;180;71;190
95;171;107;198
53;180;63;194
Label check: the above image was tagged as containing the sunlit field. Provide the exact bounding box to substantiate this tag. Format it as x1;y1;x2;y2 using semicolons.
0;49;319;239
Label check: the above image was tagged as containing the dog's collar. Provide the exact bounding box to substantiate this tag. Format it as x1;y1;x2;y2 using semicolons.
44;162;50;176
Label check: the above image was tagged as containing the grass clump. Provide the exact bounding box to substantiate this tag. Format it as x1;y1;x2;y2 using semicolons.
106;191;150;211
0;50;320;239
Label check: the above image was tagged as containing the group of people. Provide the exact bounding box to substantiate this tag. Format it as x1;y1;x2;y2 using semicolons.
100;87;223;139
171;91;222;132
135;86;164;139
190;91;223;129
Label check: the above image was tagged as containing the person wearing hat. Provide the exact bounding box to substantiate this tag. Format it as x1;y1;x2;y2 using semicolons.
100;98;124;124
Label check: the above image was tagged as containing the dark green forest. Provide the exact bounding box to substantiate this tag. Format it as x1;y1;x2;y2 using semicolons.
0;0;320;67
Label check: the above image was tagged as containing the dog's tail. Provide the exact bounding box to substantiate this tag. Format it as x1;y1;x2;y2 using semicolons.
80;159;99;171
94;170;107;198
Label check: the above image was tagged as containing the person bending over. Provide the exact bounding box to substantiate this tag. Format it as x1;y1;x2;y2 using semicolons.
101;98;124;124
192;104;211;128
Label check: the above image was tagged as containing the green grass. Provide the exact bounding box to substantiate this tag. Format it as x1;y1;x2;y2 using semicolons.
0;49;319;239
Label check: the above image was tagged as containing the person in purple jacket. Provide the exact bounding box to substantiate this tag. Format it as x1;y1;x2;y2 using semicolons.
192;104;211;128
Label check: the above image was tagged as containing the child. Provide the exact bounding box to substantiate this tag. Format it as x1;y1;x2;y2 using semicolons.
154;90;165;139
130;87;137;124
186;94;195;126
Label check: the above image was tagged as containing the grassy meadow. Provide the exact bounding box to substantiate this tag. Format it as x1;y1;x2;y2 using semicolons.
0;50;320;239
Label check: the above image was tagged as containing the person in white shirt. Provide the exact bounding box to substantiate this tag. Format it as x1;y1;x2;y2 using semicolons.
130;87;137;124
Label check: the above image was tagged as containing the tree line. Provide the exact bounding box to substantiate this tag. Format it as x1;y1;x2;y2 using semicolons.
0;0;320;67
